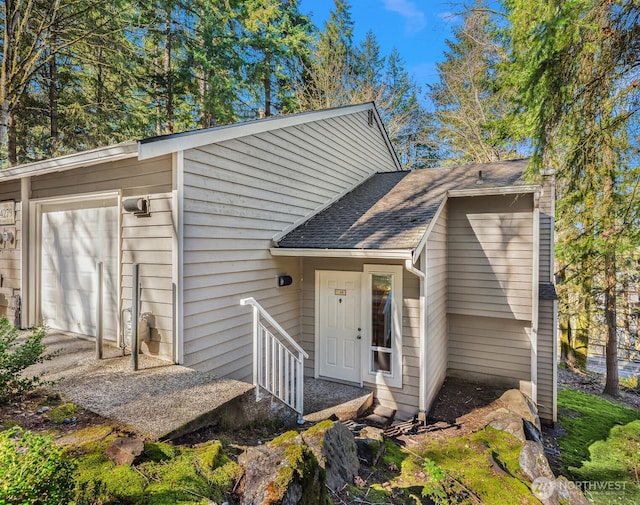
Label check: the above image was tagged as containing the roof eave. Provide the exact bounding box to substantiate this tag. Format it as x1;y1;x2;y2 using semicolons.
0;142;138;182
270;247;414;260
138;102;397;162
447;185;540;198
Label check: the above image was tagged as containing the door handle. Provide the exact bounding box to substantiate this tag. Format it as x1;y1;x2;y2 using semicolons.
356;335;361;340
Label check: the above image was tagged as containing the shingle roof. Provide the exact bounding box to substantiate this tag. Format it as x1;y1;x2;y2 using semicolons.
276;159;531;250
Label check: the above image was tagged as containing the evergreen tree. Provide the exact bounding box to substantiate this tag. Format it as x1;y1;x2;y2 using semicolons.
506;0;640;395
430;1;520;164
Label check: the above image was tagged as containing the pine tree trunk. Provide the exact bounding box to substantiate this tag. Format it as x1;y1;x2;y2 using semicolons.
603;249;619;396
8;110;17;165
164;18;173;135
49;52;59;156
264;52;271;117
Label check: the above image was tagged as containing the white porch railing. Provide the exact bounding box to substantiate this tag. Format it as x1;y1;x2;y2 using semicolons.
240;297;309;423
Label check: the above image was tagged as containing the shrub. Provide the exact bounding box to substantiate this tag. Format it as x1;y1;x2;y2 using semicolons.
0;428;76;505
0;319;56;403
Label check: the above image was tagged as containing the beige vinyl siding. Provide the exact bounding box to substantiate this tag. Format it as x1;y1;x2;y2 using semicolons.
424;205;448;412
448;195;534;321
300;258;420;419
0;201;21;321
121;193;174;361
448;314;531;383
181;111;397;378
30;155;172;199
537;299;555;421
537;175;556;422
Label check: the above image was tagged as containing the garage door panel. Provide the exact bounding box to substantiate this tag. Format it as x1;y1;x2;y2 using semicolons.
40;200;118;338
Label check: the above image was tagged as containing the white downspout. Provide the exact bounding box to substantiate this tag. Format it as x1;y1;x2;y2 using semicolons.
405;257;427;420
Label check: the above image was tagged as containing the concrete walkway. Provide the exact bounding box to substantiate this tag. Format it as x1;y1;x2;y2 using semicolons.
25;332;372;439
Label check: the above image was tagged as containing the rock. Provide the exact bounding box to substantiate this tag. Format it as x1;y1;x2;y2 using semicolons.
238;433;327;505
303;421;360;491
519;441;554;482
354;426;385;466
105;437;145;466
486;409;526;442
523;419;543;444
363;413;391;428
498;390;541;431
555;476;590;505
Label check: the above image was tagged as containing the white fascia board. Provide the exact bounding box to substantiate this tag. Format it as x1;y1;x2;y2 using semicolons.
447;185;540;198
412;196;448;263
269;247;413;260
139;103;384;161
0;142;138;182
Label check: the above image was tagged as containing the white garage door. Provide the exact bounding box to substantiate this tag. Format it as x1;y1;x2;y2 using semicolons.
40;198;118;339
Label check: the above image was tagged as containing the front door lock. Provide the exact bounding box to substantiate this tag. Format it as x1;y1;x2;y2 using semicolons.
356;327;362;339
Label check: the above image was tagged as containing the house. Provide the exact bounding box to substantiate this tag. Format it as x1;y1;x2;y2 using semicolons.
0;103;557;424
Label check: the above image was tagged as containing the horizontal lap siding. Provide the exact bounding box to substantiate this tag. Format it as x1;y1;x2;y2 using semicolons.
538;299;555;421
30;156;172;199
448;195;534;321
301;258;420;419
425;206;448;412
448;314;531;383
121;193;174;361
0;201;21;322
538;176;556;421
182;111;397;379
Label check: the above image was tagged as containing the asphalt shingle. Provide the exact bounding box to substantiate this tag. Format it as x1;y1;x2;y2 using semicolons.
276;159;531;250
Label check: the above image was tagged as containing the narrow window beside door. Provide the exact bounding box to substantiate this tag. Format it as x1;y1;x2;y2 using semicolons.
371;273;393;373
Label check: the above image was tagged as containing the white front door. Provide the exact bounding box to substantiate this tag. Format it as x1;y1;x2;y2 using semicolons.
40;198;118;338
317;271;362;383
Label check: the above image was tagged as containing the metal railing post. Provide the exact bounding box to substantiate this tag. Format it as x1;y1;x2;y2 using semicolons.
95;261;103;360
131;263;139;371
297;351;304;424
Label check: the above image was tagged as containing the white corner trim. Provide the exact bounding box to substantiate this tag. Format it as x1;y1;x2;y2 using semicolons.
270;247;414;260
172;151;185;365
139;103;381;161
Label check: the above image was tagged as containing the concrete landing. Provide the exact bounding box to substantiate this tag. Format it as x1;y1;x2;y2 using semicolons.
303;378;373;423
25;332;254;440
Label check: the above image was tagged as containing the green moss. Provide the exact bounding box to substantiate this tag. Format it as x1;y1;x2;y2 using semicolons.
73;438;239;504
304;419;334;437
557;389;640;475
389;427;537;504
268;429;299;447
269;443;328;505
47;403;77;424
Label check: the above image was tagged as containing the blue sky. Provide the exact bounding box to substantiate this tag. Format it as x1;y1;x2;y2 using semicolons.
305;1;462;93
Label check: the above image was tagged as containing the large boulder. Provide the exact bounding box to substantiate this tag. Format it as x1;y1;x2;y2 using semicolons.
519;440;555;482
302;421;360;491
238;421;359;504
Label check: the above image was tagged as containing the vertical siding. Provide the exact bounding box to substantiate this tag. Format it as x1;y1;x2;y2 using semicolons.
121;193;175;361
448;314;531;383
448;195;533;321
181;111;397;379
424;205;448;412
300;258;420;419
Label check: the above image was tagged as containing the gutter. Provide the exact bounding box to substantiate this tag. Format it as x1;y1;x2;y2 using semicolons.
269;247;414;260
404;258;427;419
0;142;138;182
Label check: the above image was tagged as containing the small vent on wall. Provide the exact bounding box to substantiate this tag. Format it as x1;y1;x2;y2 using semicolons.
368;109;374;126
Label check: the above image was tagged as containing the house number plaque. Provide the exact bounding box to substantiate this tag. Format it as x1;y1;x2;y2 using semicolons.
0;201;15;225
334;289;346;296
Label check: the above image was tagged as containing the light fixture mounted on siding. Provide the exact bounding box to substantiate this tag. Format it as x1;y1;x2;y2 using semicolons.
123;197;150;217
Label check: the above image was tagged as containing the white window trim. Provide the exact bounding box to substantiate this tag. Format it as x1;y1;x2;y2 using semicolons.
362;264;403;389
